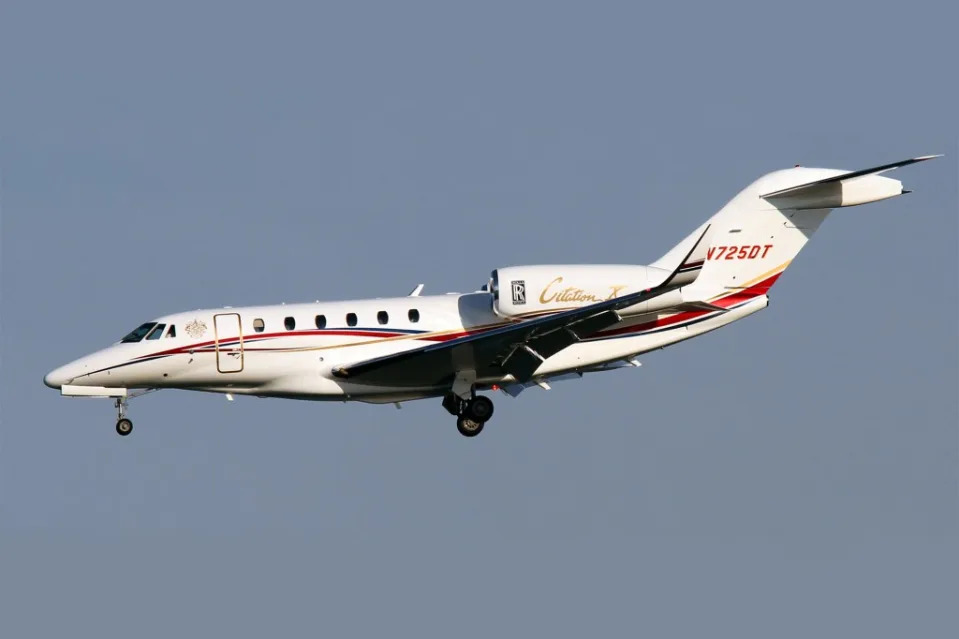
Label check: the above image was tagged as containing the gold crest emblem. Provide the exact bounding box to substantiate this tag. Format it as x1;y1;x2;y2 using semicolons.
185;319;207;338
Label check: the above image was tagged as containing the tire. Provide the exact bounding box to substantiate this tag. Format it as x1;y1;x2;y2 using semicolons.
465;395;494;423
456;416;484;437
116;418;133;436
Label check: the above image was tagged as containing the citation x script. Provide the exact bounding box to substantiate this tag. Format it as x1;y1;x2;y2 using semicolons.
45;156;939;438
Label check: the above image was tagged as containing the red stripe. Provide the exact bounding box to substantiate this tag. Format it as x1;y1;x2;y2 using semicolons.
133;324;507;360
595;271;782;338
132;272;784;361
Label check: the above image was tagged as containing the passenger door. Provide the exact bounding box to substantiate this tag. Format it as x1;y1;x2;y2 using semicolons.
213;313;244;373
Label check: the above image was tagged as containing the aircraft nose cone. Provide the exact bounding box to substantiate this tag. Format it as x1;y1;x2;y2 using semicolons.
44;365;74;389
44;369;64;389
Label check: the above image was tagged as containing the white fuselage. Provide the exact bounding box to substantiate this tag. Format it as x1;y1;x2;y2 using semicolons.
43;286;768;403
49;158;929;409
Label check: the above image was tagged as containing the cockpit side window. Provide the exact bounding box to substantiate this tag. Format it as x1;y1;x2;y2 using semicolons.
145;323;167;340
121;322;157;343
166;325;176;338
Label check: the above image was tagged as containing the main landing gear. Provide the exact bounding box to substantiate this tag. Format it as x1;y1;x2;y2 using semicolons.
443;393;495;437
115;398;133;437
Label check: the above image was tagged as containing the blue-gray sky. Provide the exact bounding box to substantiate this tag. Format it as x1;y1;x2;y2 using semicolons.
1;1;956;637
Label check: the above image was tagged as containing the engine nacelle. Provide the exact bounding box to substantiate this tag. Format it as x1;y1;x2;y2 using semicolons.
490;265;665;318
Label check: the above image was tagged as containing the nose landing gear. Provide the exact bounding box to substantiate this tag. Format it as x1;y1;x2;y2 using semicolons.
115;398;133;437
107;389;157;437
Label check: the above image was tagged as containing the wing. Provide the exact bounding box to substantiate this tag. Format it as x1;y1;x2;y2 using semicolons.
332;225;713;388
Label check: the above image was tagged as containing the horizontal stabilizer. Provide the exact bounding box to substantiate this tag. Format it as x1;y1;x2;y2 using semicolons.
761;155;941;199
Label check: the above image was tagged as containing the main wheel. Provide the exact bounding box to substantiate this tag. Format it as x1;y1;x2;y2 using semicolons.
465;395;494;423
456;416;484;437
116;418;133;437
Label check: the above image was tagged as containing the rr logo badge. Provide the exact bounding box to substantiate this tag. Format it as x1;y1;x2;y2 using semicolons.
511;280;526;305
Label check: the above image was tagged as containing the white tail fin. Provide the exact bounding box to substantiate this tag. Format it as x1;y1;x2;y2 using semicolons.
659;223;713;288
653;156;938;303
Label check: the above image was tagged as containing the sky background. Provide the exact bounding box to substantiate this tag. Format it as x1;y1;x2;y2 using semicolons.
1;1;957;637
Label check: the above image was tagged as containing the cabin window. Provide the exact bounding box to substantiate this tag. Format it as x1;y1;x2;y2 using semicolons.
377;311;389;325
346;312;357;327
284;316;296;331
120;322;156;343
315;315;326;329
253;318;265;333
166;325;177;338
408;308;420;323
145;323;166;340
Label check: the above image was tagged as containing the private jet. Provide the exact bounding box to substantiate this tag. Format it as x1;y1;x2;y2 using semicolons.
44;155;939;437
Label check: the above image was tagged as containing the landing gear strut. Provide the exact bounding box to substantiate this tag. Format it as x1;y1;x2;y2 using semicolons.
115;398;133;437
444;392;495;437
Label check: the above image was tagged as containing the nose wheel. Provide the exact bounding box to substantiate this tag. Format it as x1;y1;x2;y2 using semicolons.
116;418;133;436
445;393;495;437
115;398;133;437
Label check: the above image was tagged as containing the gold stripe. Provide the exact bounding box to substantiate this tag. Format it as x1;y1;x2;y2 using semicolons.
707;260;791;302
236;305;580;354
240;267;793;356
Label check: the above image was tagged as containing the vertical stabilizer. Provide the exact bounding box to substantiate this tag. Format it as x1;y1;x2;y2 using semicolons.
652;156;937;302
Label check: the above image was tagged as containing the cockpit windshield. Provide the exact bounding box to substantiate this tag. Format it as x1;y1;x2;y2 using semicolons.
120;322;157;343
145;324;166;340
